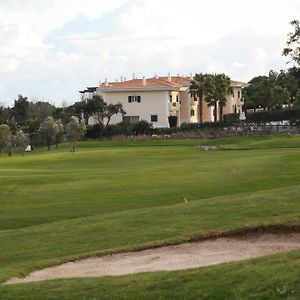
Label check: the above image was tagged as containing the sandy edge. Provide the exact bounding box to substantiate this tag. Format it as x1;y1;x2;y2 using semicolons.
5;232;300;285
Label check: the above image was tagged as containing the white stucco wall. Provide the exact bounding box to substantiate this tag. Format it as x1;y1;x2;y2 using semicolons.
101;90;170;128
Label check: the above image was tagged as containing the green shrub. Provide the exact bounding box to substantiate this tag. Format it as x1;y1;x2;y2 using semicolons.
246;109;300;123
132;120;152;135
85;124;104;139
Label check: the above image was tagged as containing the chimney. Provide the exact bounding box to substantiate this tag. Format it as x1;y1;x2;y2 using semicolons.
124;76;127;81
168;72;172;82
142;76;146;86
154;73;159;79
132;72;136;80
189;73;193;80
120;76;123;82
99;81;102;88
105;78;108;87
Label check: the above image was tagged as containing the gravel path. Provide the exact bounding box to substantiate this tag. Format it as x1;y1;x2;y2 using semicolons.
6;232;300;284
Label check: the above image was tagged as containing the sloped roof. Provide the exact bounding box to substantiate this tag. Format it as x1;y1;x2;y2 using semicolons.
93;75;247;92
100;78;181;91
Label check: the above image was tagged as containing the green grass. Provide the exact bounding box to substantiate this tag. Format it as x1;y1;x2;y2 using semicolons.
2;251;300;300
0;134;300;299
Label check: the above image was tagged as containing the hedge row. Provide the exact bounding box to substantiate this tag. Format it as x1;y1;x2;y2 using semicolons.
246;109;300;123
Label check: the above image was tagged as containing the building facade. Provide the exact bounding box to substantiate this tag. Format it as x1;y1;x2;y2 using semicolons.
80;74;246;128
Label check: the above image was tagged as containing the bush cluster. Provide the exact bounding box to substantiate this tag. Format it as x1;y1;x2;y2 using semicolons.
85;120;154;139
246;109;300;123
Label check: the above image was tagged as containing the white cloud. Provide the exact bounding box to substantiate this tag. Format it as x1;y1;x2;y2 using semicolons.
0;0;299;105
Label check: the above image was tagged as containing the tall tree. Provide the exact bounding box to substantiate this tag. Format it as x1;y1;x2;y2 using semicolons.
15;130;28;156
104;103;125;126
216;74;233;121
83;95;126;127
55;119;64;149
0;105;10;124
38;117;58;151
283;20;300;66
66;116;86;152
204;74;232;122
11;95;30;124
189;73;208;123
0;124;12;156
277;69;299;107
28;101;56;122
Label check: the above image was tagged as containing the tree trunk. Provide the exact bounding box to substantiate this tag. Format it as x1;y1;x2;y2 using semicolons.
47;145;50;151
214;102;217;122
219;105;223;121
199;94;203;123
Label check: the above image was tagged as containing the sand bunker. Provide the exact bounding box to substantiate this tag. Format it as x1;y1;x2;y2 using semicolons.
6;231;300;284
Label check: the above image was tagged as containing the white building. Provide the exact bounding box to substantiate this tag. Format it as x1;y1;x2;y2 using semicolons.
80;74;247;128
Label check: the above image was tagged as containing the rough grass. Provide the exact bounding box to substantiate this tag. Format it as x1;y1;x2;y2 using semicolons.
0;135;300;299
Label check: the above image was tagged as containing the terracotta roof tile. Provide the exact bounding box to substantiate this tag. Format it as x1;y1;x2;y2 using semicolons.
97;76;247;91
101;78;181;90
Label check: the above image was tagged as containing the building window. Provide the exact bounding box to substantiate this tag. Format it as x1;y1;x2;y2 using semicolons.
172;102;176;107
176;95;179;102
151;114;158;122
191;109;195;117
128;96;141;103
238;91;241;98
169;94;172;102
123;116;140;124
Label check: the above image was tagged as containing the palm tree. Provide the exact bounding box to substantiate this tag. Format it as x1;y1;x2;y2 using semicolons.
203;74;218;122
204;74;232;122
216;74;233;121
189;73;208;123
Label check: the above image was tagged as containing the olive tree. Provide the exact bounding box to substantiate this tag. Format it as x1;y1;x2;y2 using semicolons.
39;117;58;150
0;124;11;156
55;119;64;149
66;116;86;152
15;130;28;156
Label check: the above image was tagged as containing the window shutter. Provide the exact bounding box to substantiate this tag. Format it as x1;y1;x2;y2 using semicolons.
137;96;141;103
128;96;131;103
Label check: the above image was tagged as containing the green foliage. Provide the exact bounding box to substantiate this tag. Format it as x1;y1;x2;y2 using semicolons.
189;73;209;122
283;19;300;66
85;124;104;139
246;109;300;123
204;73;233;121
38;117;59;150
132;120;152;135
54;119;64;149
0;105;10;124
0;124;11;155
11;95;30;124
28;101;56;122
80;95;125;126
223;113;240;123
15;130;28;156
66;116;86;152
180;121;227;130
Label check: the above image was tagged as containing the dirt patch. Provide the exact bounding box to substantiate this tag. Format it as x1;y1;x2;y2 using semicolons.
5;232;300;285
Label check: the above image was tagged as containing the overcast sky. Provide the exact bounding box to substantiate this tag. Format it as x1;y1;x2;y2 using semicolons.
0;0;299;106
